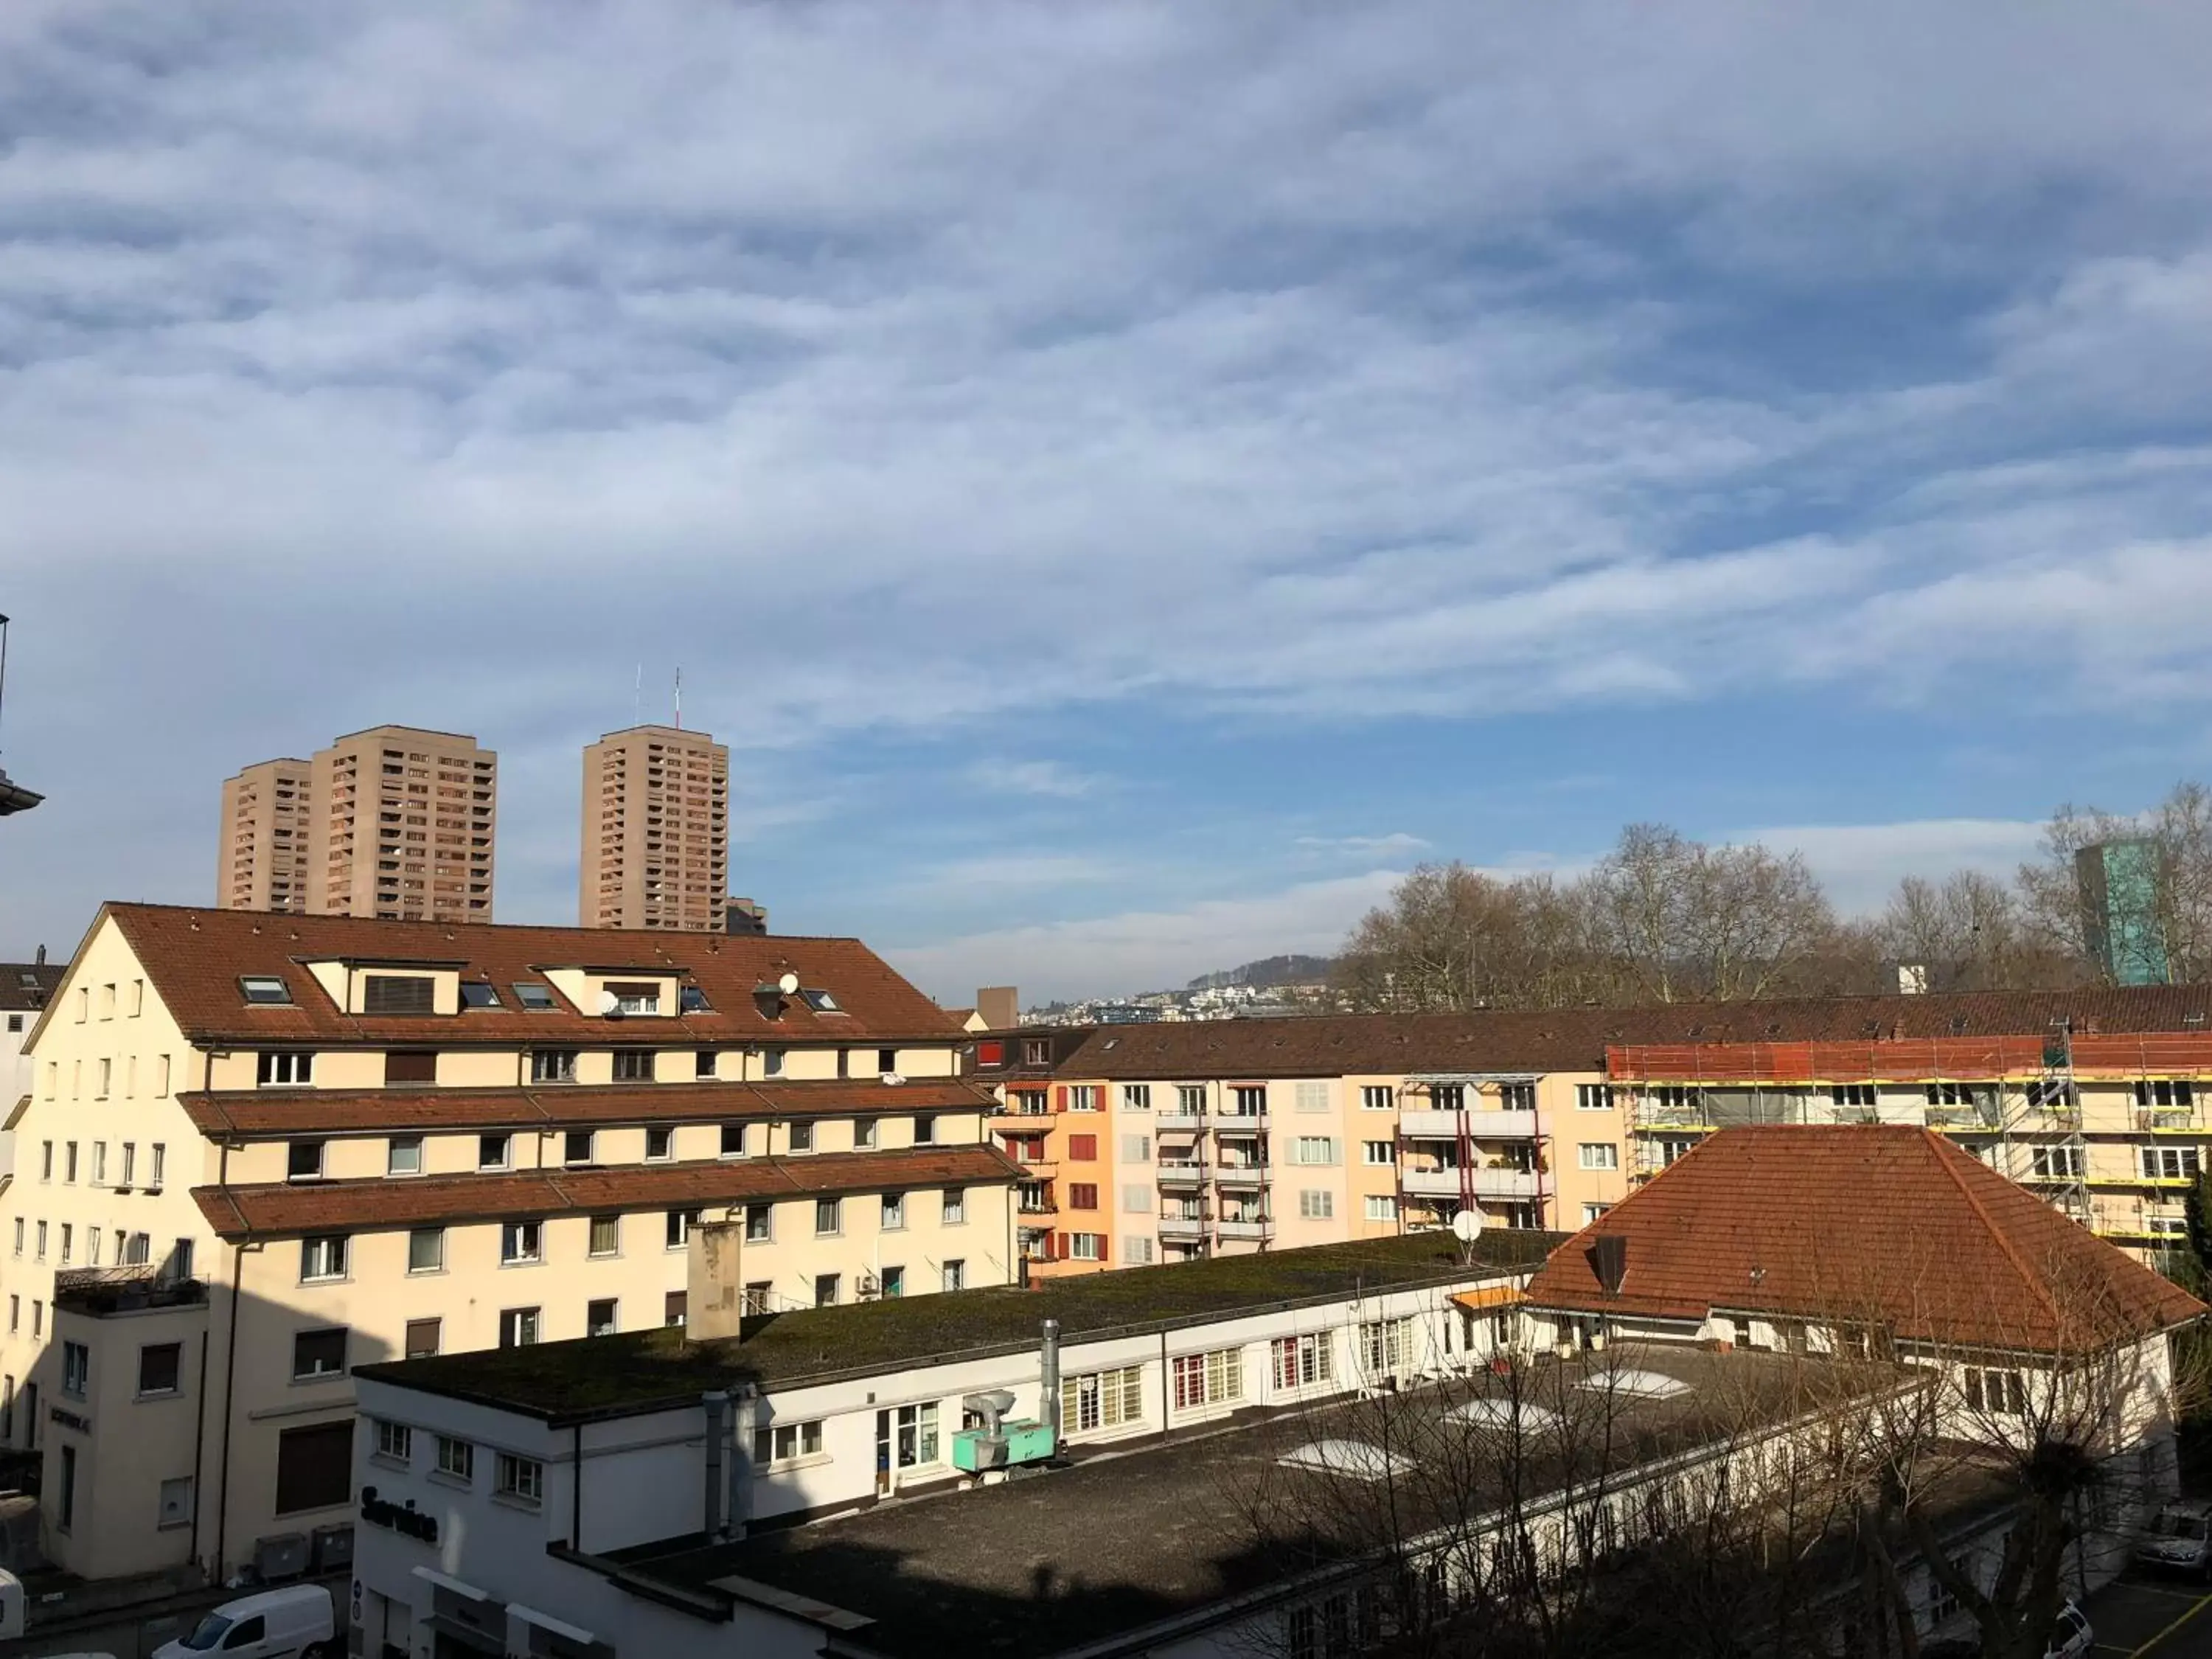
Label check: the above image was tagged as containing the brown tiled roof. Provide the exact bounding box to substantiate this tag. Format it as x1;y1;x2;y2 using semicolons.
178;1079;998;1138
98;902;965;1046
1522;1125;2206;1352
1052;987;2212;1079
191;1144;1020;1239
0;963;62;1014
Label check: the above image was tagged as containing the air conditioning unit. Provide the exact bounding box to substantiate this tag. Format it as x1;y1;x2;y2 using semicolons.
253;1531;310;1581
858;1272;880;1300
310;1523;354;1573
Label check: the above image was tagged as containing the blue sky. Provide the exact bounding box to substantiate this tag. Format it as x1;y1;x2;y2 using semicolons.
2;3;2211;1003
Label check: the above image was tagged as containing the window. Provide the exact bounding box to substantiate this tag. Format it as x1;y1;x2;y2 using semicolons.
291;1327;347;1380
799;987;840;1012
563;1129;595;1166
1829;1082;1879;1108
1360;1317;1415;1374
815;1273;840;1307
156;1474;193;1530
155;1055;170;1097
2137;1079;2197;1107
1068;1183;1099;1211
1363;1141;1395;1166
96;1058;111;1097
435;1435;474;1481
815;1197;842;1235
855;1118;878;1150
885;1400;940;1467
740;1203;772;1243
789;1121;815;1152
1119;1133;1153;1165
58;1224;72;1265
35;1222;46;1261
2025;1079;2077;1110
2031;1145;2084;1179
665;1208;700;1250
30;1301;40;1336
363;974;435;1015
258;1051;314;1085
1171;1349;1244;1411
1177;1084;1208;1115
1298;1189;1334;1220
1270;1334;1334;1390
288;1140;325;1180
752;1419;826;1466
1645;1084;1705;1113
762;1046;785;1076
1124;1236;1155;1265
720;1122;747;1158
87;1227;102;1266
459;981;501;1009
1584;1203;1613;1224
502;1220;544;1264
942;1188;966;1225
239;975;292;1004
589;1214;622;1256
665;1291;688;1327
1576;1083;1615;1111
681;985;711;1015
274;1420;353;1514
587;1299;619;1338
914;1114;936;1145
299;1235;348;1282
2143;1146;2202;1181
405;1319;442;1358
514;982;557;1012
1067;1084;1100;1111
531;1048;578;1083
385;1049;437;1085
479;1133;512;1170
388;1137;423;1176
1230;1085;1267;1117
1364;1194;1398;1222
64;1141;77;1182
61;1341;89;1399
1964;1367;2027;1415
1578;1143;1620;1171
613;1049;654;1082
39;1141;50;1181
1293;1137;1338;1166
882;1192;906;1230
1498;1082;1537;1111
408;1228;445;1274
876;1264;905;1298
695;1048;717;1079
1123;1183;1152;1214
374;1420;412;1463
1119;1083;1152;1111
1068;1233;1106;1261
499;1307;541;1349
1062;1366;1145;1433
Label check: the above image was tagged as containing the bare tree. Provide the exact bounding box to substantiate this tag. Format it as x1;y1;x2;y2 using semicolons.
2016;781;2212;984
1587;824;1837;1003
1872;872;2079;992
1332;865;1609;1013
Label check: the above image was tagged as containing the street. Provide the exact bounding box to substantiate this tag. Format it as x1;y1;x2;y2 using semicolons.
2087;1573;2212;1657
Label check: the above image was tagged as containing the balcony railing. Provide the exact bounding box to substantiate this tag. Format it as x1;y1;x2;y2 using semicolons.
1158;1108;1207;1130
1400;1165;1541;1200
1156;1161;1209;1187
1398;1108;1540;1140
1214;1112;1270;1133
1217;1217;1274;1242
1158;1213;1211;1239
1214;1162;1269;1187
2137;1107;2203;1134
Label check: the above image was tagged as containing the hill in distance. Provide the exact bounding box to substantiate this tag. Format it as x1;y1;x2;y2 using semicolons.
1185;954;1335;992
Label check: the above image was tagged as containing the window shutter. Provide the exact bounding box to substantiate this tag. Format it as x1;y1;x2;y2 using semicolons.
1054;1085;1067;1111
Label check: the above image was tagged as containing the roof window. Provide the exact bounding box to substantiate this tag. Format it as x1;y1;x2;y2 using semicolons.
513;983;558;1012
1577;1367;1691;1402
680;985;710;1014
1278;1440;1416;1482
460;982;501;1010
800;988;841;1012
240;975;292;1006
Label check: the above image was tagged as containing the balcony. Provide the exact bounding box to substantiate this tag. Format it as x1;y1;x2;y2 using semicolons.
1217;1217;1274;1242
1157;1161;1209;1188
2136;1107;2205;1135
1400;1165;1541;1200
1158;1214;1211;1240
1158;1108;1207;1131
1399;1108;1539;1141
1215;1111;1270;1133
1214;1161;1269;1189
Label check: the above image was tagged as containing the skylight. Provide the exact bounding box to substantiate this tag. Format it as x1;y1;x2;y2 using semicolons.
239;975;293;1006
800;988;840;1012
1447;1398;1563;1433
1576;1368;1691;1402
1277;1440;1415;1482
513;983;557;1012
460;982;501;1009
680;985;710;1013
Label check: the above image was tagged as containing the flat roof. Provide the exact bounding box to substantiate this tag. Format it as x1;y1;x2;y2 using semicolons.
619;1343;1901;1659
355;1230;1562;1423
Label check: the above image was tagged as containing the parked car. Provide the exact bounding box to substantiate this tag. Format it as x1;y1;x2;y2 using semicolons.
2134;1498;2212;1577
151;1584;335;1659
1922;1599;2091;1659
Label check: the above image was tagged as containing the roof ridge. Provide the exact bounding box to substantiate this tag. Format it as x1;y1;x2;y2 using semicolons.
1919;1128;2065;1334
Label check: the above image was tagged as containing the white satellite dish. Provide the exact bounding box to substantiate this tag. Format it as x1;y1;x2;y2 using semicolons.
1450;1208;1484;1245
597;989;622;1016
777;971;801;995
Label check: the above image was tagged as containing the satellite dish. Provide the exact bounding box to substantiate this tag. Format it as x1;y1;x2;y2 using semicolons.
597;989;621;1016
1450;1208;1484;1245
777;971;801;995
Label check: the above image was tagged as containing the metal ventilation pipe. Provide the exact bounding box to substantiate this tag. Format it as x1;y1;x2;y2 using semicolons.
702;1391;730;1539
1040;1318;1062;1443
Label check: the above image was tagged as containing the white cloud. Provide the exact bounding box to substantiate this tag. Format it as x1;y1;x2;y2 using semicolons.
1294;833;1432;858
964;759;1103;799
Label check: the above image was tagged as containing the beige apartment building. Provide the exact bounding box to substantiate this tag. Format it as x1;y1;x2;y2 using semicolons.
310;726;497;922
218;727;497;922
0;903;1014;1583
581;725;730;930
215;757;313;914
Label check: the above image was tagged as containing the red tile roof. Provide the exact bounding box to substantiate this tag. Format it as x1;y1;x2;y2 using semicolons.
97;902;965;1046
178;1079;998;1138
1523;1126;2205;1352
1051;987;2212;1080
191;1144;1020;1239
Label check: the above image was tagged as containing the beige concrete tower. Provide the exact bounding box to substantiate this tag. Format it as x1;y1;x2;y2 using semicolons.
581;724;729;928
215;758;315;912
307;726;497;922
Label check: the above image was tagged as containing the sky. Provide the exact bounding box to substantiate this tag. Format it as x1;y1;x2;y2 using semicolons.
2;3;2211;1006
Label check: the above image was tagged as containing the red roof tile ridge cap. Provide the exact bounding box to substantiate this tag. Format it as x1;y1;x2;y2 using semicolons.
1922;1127;2062;1334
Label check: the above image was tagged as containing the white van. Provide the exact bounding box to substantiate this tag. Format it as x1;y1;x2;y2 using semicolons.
151;1584;335;1659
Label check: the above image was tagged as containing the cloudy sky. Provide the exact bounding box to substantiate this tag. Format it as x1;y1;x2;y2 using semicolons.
3;3;2210;1004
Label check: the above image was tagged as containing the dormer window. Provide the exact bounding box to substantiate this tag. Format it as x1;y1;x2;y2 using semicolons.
800;988;840;1012
240;975;293;1006
605;981;662;1016
362;975;434;1016
513;983;557;1012
460;982;501;1010
258;1052;314;1086
680;986;710;1014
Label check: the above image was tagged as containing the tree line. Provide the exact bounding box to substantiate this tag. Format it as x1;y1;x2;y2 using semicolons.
1332;782;2212;1012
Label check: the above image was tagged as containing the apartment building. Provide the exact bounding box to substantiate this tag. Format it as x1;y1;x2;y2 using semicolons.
310;726;497;922
1;956;61;1178
581;725;729;930
987;987;2212;1273
215;758;313;914
0;903;1015;1583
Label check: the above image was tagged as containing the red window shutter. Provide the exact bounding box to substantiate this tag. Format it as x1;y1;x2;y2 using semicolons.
1054;1085;1067;1111
1069;1135;1097;1161
1097;1234;1109;1265
977;1040;1004;1066
1054;1231;1068;1260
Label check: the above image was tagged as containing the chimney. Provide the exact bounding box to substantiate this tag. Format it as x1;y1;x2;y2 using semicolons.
689;1220;746;1342
33;945;45;966
1040;1318;1062;1444
976;987;1020;1032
